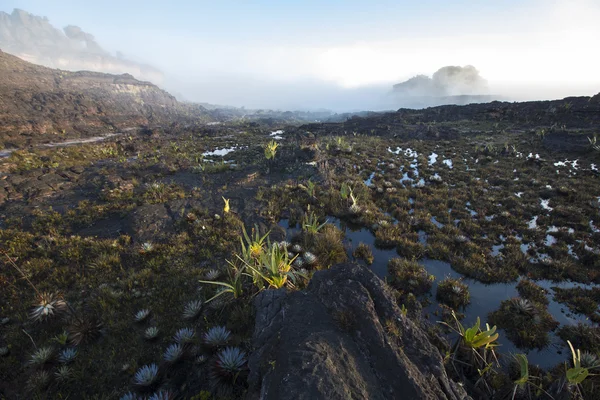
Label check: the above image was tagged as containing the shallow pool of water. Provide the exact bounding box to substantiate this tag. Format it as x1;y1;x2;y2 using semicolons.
202;147;238;157
278;216;596;368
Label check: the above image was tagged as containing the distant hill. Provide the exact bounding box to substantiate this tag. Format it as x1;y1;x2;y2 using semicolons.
0;8;163;84
391;65;500;108
0;49;209;147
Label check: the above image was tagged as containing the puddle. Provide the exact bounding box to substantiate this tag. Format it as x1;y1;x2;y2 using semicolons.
399;172;414;185
554;159;578;170
278;217;596;369
528;216;539;229
0;133;122;158
544;234;557;247
364;172;375;186
492;244;505;256
421;259;593;368
540;199;553;211
431;216;444;228
388;147;418;158
270;130;284;140
442;159;453;169
202;147;238;157
428;152;438;165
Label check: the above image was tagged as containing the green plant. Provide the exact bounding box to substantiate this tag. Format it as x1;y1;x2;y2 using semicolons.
244;243;298;289
566;340;594;385
454;316;499;350
352;243;374;265
199;262;245;302
240;224;270;262
305;179;317;198
302;211;327;234
340;182;351;200
439;312;500;396
264;140;279;160
510;354;551;400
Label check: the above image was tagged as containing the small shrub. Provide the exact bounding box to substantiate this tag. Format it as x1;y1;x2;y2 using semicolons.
352;243;374;265
387;258;434;295
436;278;470;309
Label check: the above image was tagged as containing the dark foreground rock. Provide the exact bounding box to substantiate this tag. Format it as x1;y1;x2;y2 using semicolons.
247;263;470;400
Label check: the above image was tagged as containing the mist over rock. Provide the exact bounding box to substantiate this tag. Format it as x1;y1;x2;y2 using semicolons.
391;65;495;107
0;8;163;84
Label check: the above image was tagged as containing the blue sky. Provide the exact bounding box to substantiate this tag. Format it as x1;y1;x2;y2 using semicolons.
3;0;600;109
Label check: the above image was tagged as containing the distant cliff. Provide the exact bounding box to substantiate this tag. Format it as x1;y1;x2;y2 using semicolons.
0;49;208;146
0;8;163;84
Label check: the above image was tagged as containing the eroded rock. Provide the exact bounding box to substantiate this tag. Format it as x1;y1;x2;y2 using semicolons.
247;262;469;400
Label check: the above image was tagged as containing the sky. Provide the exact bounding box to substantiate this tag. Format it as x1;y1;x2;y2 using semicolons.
3;0;600;110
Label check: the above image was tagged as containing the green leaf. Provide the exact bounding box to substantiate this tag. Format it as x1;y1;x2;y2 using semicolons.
514;354;529;386
566;367;589;384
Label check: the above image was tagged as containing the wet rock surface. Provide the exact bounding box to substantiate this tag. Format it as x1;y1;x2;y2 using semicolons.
248;262;469;400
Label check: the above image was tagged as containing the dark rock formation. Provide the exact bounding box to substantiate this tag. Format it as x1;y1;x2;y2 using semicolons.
247;262;469;400
0;49;209;146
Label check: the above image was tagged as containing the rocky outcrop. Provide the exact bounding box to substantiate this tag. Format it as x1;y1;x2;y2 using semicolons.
0;9;163;83
0;49;209;146
247;263;469;400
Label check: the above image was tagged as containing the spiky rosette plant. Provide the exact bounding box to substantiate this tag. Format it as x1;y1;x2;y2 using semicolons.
302;251;317;266
203;326;231;349
214;347;247;378
67;315;104;346
292;257;305;269
120;392;141;400
205;269;221;281
173;327;195;344
28;346;54;366
209;346;248;397
182;300;203;320
28;292;68;323
144;326;160;341
58;348;77;364
163;343;185;363
27;370;51;392
134;364;160;388
148;390;176;400
510;298;536;316
134;309;151;323
54;365;73;384
436;278;470;309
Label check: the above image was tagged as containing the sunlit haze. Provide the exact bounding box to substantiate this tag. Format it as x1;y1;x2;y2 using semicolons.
2;0;599;111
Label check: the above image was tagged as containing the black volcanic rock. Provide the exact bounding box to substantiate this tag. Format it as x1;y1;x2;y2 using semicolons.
247;262;469;400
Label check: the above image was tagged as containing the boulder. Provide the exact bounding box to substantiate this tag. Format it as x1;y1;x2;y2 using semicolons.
247;262;469;400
